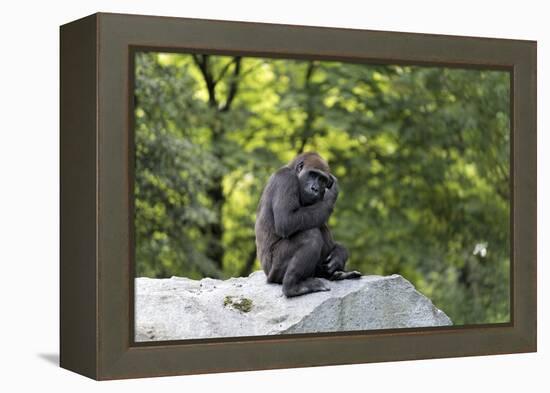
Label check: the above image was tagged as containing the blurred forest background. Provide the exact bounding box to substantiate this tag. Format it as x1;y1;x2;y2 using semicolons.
133;51;510;325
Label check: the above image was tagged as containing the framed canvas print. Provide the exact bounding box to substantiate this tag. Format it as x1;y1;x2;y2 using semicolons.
60;12;536;380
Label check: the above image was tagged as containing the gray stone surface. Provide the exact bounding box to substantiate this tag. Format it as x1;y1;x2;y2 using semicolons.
135;271;452;342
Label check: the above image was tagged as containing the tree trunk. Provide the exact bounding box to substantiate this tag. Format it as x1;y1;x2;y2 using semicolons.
192;55;242;271
239;246;257;277
206;171;225;270
297;61;316;154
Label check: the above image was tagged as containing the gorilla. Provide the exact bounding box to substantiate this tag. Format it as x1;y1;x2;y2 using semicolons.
255;152;361;297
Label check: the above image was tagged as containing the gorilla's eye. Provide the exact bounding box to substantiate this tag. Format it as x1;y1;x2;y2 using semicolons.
313;173;329;188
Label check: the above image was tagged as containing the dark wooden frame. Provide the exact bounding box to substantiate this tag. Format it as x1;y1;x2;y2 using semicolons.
60;12;537;380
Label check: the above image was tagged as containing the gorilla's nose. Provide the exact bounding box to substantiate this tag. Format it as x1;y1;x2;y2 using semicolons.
310;184;319;193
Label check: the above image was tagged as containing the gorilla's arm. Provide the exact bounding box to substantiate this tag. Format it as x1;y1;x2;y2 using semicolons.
271;169;338;238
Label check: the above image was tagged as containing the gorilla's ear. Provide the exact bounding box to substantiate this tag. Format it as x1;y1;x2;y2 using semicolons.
327;174;336;189
296;161;304;174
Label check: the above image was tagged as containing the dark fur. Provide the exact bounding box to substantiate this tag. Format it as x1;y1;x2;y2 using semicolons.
255;152;361;297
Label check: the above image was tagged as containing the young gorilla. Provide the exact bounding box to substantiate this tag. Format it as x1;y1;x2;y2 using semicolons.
255;152;361;297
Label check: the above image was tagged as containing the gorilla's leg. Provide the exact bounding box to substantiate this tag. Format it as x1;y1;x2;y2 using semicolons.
280;229;330;297
283;275;329;297
328;270;362;280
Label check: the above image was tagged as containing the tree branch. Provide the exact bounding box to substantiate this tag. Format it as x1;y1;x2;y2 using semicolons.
214;58;236;85
220;57;242;112
192;54;218;108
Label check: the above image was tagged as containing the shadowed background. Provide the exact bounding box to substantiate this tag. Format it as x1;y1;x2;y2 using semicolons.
133;51;510;325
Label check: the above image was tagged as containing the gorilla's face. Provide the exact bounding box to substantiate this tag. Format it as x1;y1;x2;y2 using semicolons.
297;163;333;206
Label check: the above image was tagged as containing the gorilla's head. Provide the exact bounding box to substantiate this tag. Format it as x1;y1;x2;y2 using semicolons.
290;152;335;206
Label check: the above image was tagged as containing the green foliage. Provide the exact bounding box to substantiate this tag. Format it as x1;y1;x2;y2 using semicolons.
134;51;510;325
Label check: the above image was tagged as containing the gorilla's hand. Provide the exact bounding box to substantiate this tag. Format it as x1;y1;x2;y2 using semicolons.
319;242;361;281
319;253;361;280
323;176;339;206
323;250;346;275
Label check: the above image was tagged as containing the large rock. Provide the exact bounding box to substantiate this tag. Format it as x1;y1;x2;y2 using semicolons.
135;271;452;341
